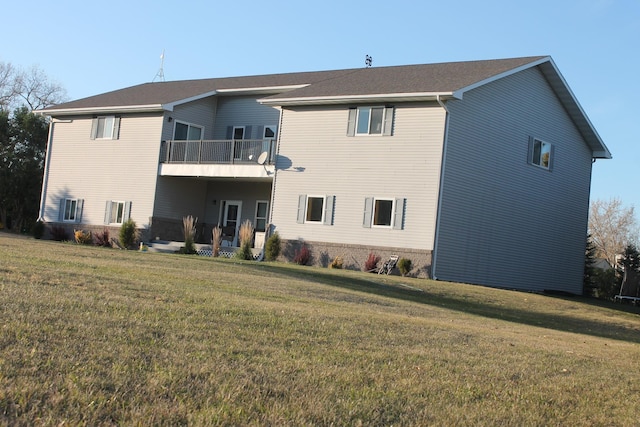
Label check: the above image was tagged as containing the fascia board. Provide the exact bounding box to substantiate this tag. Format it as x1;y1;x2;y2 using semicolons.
454;56;552;97
35;104;165;116
162;90;219;111
259;92;457;106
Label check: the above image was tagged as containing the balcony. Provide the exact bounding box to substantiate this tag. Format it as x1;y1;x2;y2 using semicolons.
159;139;275;179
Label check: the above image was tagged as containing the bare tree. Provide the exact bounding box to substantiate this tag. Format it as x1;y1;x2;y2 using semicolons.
0;62;67;111
0;62;19;110
588;197;638;267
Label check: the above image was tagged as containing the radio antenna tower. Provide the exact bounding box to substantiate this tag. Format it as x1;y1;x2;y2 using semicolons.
153;50;165;82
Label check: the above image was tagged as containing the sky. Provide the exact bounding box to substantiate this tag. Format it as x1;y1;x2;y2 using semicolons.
2;0;639;217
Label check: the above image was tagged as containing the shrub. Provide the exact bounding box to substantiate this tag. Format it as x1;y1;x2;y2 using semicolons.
235;220;254;260
293;244;311;266
93;229;111;247
398;257;412;277
212;226;222;257
182;215;197;255
265;232;281;261
74;229;93;245
50;226;68;241
119;219;139;249
364;252;381;272
330;256;344;269
592;268;619;300
32;221;45;239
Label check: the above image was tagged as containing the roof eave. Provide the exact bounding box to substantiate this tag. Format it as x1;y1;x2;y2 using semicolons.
35;104;166;116
260;92;458;106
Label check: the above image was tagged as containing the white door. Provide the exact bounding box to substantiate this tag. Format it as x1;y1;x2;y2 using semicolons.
222;201;242;246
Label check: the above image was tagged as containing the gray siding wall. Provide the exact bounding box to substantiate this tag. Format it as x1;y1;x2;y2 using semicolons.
270;103;446;251
43;113;164;229
162;97;217;141
203;181;272;226
434;66;593;294
212;96;281;139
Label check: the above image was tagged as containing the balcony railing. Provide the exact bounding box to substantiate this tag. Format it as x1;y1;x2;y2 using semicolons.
160;139;275;165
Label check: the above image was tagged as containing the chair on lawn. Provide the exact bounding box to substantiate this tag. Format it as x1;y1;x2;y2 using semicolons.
378;255;399;275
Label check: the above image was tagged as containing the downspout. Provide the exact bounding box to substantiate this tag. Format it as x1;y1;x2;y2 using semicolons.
431;95;450;280
37;118;71;221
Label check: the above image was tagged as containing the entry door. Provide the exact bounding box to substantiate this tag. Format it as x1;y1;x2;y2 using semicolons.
223;201;242;246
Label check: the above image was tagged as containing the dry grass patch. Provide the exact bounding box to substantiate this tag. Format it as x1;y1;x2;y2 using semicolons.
1;234;639;425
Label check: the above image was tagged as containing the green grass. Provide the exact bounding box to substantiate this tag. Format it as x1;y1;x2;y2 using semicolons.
1;234;640;426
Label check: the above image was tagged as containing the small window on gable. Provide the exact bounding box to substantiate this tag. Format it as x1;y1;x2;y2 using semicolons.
59;198;83;223
263;125;277;139
297;195;335;225
347;106;394;136
104;200;131;225
91;116;120;140
528;137;554;170
363;197;405;229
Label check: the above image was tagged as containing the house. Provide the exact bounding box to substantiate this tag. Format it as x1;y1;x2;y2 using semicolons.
36;56;611;294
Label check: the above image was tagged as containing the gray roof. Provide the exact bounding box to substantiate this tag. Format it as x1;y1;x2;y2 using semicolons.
38;56;610;158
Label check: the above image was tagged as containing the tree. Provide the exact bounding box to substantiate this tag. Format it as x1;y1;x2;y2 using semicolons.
588;198;638;267
0;107;48;231
0;61;67;112
584;234;598;296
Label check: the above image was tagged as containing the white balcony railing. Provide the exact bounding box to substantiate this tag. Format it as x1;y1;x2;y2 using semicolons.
160;139;275;165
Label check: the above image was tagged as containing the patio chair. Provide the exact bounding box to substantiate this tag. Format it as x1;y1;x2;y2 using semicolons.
378;255;399;275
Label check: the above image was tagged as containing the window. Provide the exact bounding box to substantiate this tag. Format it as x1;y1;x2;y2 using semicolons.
59;198;83;223
347;106;394;136
296;195;335;225
255;201;269;232
174;121;203;140
263;125;277;139
373;199;394;227
363;197;405;229
233;126;245;140
529;137;553;170
91;116;120;140
104;201;131;225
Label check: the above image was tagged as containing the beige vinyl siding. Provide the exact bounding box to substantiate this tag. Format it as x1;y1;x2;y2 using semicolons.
434;66;593;294
43;113;164;227
213;96;281;139
270;103;446;250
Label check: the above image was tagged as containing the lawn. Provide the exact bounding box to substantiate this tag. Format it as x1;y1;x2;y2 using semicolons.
1;234;639;426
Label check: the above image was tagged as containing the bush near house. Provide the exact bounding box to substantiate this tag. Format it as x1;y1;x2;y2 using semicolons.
119;219;139;249
93;229;111;247
364;252;381;272
235;220;254;261
293;244;312;266
330;256;344;269
265;232;281;261
74;230;92;245
398;258;412;277
50;225;68;241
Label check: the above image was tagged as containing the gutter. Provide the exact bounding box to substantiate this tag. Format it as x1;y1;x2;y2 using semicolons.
431;94;451;280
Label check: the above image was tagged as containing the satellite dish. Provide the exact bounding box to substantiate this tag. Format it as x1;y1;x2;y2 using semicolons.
257;151;268;165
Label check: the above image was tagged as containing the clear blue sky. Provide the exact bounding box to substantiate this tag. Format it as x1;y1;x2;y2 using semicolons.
3;0;639;217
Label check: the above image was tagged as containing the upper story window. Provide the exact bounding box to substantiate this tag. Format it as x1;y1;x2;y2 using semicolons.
90;116;120;140
528;137;554;170
347;106;394;136
174;121;203;140
263;125;277;139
